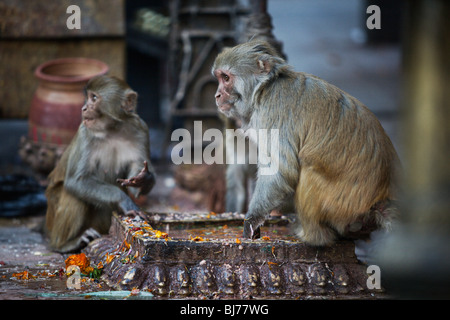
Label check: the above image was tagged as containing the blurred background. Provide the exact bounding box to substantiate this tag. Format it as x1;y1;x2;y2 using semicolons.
0;0;404;211
0;0;449;298
0;0;403;173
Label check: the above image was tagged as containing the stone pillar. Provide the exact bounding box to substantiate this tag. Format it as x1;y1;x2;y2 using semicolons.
243;0;285;59
376;0;450;298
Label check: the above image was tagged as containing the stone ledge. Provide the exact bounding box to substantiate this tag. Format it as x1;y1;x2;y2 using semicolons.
85;213;385;299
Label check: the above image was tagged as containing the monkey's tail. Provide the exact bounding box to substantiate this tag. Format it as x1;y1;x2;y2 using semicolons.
372;199;399;232
343;199;399;240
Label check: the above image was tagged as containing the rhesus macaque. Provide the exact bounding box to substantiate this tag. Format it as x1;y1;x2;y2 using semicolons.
45;75;156;252
212;40;399;246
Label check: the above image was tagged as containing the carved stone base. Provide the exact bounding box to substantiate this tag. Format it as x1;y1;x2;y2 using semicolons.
85;212;385;299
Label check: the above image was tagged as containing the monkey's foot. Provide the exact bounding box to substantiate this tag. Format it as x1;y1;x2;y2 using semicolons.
80;228;101;245
297;223;336;246
125;209;148;221
54;228;101;253
243;220;261;240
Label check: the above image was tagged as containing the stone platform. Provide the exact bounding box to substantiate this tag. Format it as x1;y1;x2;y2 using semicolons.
85;212;384;299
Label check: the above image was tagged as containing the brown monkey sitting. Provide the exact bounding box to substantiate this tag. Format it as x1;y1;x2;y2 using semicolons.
212;40;399;246
45;75;156;252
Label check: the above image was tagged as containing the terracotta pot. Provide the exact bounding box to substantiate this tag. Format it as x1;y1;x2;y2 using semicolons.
28;57;109;146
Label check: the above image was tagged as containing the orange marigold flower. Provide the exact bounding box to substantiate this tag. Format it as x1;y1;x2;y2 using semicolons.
154;230;169;239
65;253;91;274
83;266;94;274
12;271;35;280
105;253;116;264
190;236;204;241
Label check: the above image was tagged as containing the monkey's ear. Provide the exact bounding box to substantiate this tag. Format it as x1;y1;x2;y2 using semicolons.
123;90;138;113
257;55;284;75
257;58;272;74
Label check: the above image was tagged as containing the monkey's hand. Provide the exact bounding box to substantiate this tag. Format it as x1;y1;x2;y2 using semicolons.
243;216;262;240
117;161;150;188
117;161;155;195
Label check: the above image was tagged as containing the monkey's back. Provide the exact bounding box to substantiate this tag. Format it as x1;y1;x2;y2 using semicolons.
45;138;73;232
266;72;398;231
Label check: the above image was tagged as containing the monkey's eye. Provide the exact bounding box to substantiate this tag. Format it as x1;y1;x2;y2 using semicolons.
91;94;97;102
223;74;230;82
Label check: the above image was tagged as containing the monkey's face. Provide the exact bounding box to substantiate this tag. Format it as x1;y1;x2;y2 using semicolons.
82;90;114;132
82;91;101;128
213;69;240;116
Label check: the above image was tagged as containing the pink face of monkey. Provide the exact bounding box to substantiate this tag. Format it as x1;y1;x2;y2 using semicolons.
82;90;103;130
213;69;237;113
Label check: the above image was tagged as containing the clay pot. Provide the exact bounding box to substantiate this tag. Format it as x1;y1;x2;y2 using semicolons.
19;58;108;178
28;57;109;146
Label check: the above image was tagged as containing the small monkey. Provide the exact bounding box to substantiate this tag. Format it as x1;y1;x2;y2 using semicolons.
212;40;399;246
45;75;156;252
